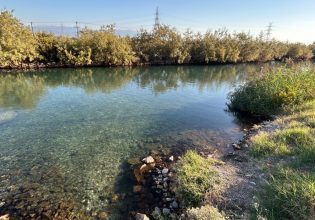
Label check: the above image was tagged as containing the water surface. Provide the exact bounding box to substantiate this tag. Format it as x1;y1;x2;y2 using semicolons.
0;65;258;218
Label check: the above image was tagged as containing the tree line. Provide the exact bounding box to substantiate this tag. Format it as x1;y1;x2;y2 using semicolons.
0;10;314;68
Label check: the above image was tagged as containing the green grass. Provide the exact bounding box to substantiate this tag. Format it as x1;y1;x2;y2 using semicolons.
229;68;315;219
250;102;315;165
250;102;315;219
229;68;315;116
257;167;315;220
176;150;223;207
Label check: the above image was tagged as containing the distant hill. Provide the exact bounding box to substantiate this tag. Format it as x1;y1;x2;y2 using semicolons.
33;25;137;37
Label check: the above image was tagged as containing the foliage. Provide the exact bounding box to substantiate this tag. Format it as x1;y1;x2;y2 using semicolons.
186;205;225;220
0;10;38;67
176;150;222;206
79;26;137;65
287;43;314;60
35;32;60;63
0;12;314;67
257;167;315;220
55;36;92;65
132;25;189;64
229;68;315;116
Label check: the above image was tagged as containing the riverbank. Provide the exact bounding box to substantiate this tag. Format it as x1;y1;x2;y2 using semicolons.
128;67;315;219
129;102;315;220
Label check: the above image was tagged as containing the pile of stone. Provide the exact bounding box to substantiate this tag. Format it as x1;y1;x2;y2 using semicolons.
130;153;180;219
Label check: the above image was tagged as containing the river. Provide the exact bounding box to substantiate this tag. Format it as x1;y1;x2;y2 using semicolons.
0;64;265;219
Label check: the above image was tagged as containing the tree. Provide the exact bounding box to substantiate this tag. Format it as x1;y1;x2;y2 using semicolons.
132;25;188;64
78;25;137;66
0;10;37;67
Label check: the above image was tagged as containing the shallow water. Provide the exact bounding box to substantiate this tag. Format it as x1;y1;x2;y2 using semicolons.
0;65;261;218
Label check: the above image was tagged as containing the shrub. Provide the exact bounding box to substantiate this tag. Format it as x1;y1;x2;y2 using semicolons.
257;167;315;220
79;26;137;65
229;68;315;116
186;205;225;220
176;151;222;206
0;10;37;67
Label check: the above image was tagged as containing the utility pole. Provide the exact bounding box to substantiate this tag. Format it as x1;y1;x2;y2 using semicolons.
75;21;79;37
30;22;34;35
154;7;160;29
266;22;273;39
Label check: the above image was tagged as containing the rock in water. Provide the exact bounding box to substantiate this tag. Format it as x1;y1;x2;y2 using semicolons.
0;111;17;124
127;158;141;165
151;207;161;218
98;212;109;220
162;208;170;215
162;168;169;175
168;156;174;162
133;185;142;193
142;156;155;164
0;214;9;220
232;143;241;150
135;213;150;220
170;201;178;209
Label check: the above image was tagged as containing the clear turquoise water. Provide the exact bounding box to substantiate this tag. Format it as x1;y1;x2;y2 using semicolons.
0;65;259;218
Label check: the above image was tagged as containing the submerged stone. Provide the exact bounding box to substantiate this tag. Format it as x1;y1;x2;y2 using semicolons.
170;201;178;209
162;208;170;215
127;158;141;165
0;214;9;220
142;156;155;164
133;185;142;193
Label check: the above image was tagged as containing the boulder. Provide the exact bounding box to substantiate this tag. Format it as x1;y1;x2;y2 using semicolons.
135;213;150;220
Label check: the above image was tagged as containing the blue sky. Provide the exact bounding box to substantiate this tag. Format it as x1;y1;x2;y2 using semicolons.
1;0;315;43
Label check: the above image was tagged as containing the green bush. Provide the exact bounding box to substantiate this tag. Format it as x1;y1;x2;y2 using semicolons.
79;26;137;66
0;10;37;67
257;167;315;220
229;68;315;116
0;12;314;67
176;151;222;206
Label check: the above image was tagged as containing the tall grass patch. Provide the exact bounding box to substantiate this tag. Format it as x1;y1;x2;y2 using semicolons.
176;151;223;207
229;68;315;116
257;167;315;220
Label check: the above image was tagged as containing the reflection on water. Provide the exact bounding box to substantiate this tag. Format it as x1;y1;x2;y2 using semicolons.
0;64;260;219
